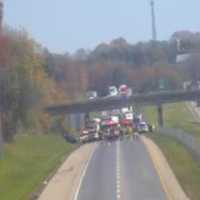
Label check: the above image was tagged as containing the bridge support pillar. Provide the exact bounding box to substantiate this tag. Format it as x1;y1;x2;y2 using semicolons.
157;104;164;127
84;113;90;126
197;99;200;107
67;113;85;133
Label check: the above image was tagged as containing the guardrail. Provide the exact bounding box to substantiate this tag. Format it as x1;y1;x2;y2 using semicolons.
159;127;200;160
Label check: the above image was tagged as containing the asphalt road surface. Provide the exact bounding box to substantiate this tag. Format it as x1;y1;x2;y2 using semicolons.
76;138;166;200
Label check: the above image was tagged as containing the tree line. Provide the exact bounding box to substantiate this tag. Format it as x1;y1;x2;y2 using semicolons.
0;28;70;142
49;31;200;96
1;27;200;142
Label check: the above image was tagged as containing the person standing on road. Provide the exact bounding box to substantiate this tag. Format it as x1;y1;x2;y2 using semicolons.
127;126;133;139
133;131;139;140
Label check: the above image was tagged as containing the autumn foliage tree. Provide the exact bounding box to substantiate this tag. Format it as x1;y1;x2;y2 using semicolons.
0;28;67;142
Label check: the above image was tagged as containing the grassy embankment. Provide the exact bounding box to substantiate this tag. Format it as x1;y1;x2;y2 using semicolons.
144;103;200;139
0;134;75;200
144;103;200;200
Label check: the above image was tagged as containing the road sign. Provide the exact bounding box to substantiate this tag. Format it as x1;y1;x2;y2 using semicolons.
159;79;166;90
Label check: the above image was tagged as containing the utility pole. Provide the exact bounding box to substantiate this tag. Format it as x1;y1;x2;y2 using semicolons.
150;0;157;41
150;1;164;127
0;0;4;159
0;0;3;33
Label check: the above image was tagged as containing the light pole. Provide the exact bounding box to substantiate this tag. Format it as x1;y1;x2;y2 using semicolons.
150;0;157;41
0;0;4;159
0;0;3;33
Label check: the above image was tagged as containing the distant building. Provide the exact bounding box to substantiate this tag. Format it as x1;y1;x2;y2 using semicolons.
176;53;191;63
176;52;200;64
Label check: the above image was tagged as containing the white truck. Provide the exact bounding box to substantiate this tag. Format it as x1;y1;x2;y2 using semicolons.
109;86;118;96
80;121;100;143
87;91;98;100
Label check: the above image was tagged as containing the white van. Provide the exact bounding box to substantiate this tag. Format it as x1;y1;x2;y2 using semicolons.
137;122;149;133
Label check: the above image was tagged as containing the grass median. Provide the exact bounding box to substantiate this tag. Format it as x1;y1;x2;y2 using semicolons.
149;134;200;200
0;134;75;200
144;102;200;139
144;102;200;199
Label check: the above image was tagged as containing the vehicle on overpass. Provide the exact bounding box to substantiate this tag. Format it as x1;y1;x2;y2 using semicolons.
87;91;98;100
108;86;118;96
119;84;129;96
118;85;133;97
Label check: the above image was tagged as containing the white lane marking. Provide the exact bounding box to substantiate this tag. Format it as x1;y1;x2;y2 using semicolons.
116;140;121;200
73;144;97;200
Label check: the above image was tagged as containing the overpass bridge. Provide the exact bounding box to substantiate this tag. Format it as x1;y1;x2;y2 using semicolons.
46;90;200;127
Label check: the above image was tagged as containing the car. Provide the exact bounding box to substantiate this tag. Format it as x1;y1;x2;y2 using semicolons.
87;91;98;100
137;122;149;133
63;133;77;144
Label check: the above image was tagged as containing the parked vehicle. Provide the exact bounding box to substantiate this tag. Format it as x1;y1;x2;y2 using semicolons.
100;118;120;140
80;129;90;143
63;133;77;144
137;122;149;133
80;121;99;143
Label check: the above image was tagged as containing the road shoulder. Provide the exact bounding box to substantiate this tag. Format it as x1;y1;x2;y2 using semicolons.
38;143;97;200
141;136;189;200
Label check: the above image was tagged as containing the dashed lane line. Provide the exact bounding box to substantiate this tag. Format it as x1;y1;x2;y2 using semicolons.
73;143;98;200
116;141;121;200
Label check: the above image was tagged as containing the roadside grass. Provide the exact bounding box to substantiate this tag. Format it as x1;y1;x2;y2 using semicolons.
0;134;75;200
144;102;200;199
144;103;200;139
149;134;200;200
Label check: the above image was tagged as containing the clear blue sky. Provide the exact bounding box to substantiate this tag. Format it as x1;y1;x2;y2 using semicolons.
5;0;200;53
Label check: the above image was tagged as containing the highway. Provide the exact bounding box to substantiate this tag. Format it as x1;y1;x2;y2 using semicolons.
76;138;166;200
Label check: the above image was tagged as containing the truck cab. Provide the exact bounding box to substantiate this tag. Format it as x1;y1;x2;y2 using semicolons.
80;120;99;143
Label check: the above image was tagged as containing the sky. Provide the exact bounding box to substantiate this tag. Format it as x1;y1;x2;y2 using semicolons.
4;0;200;53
